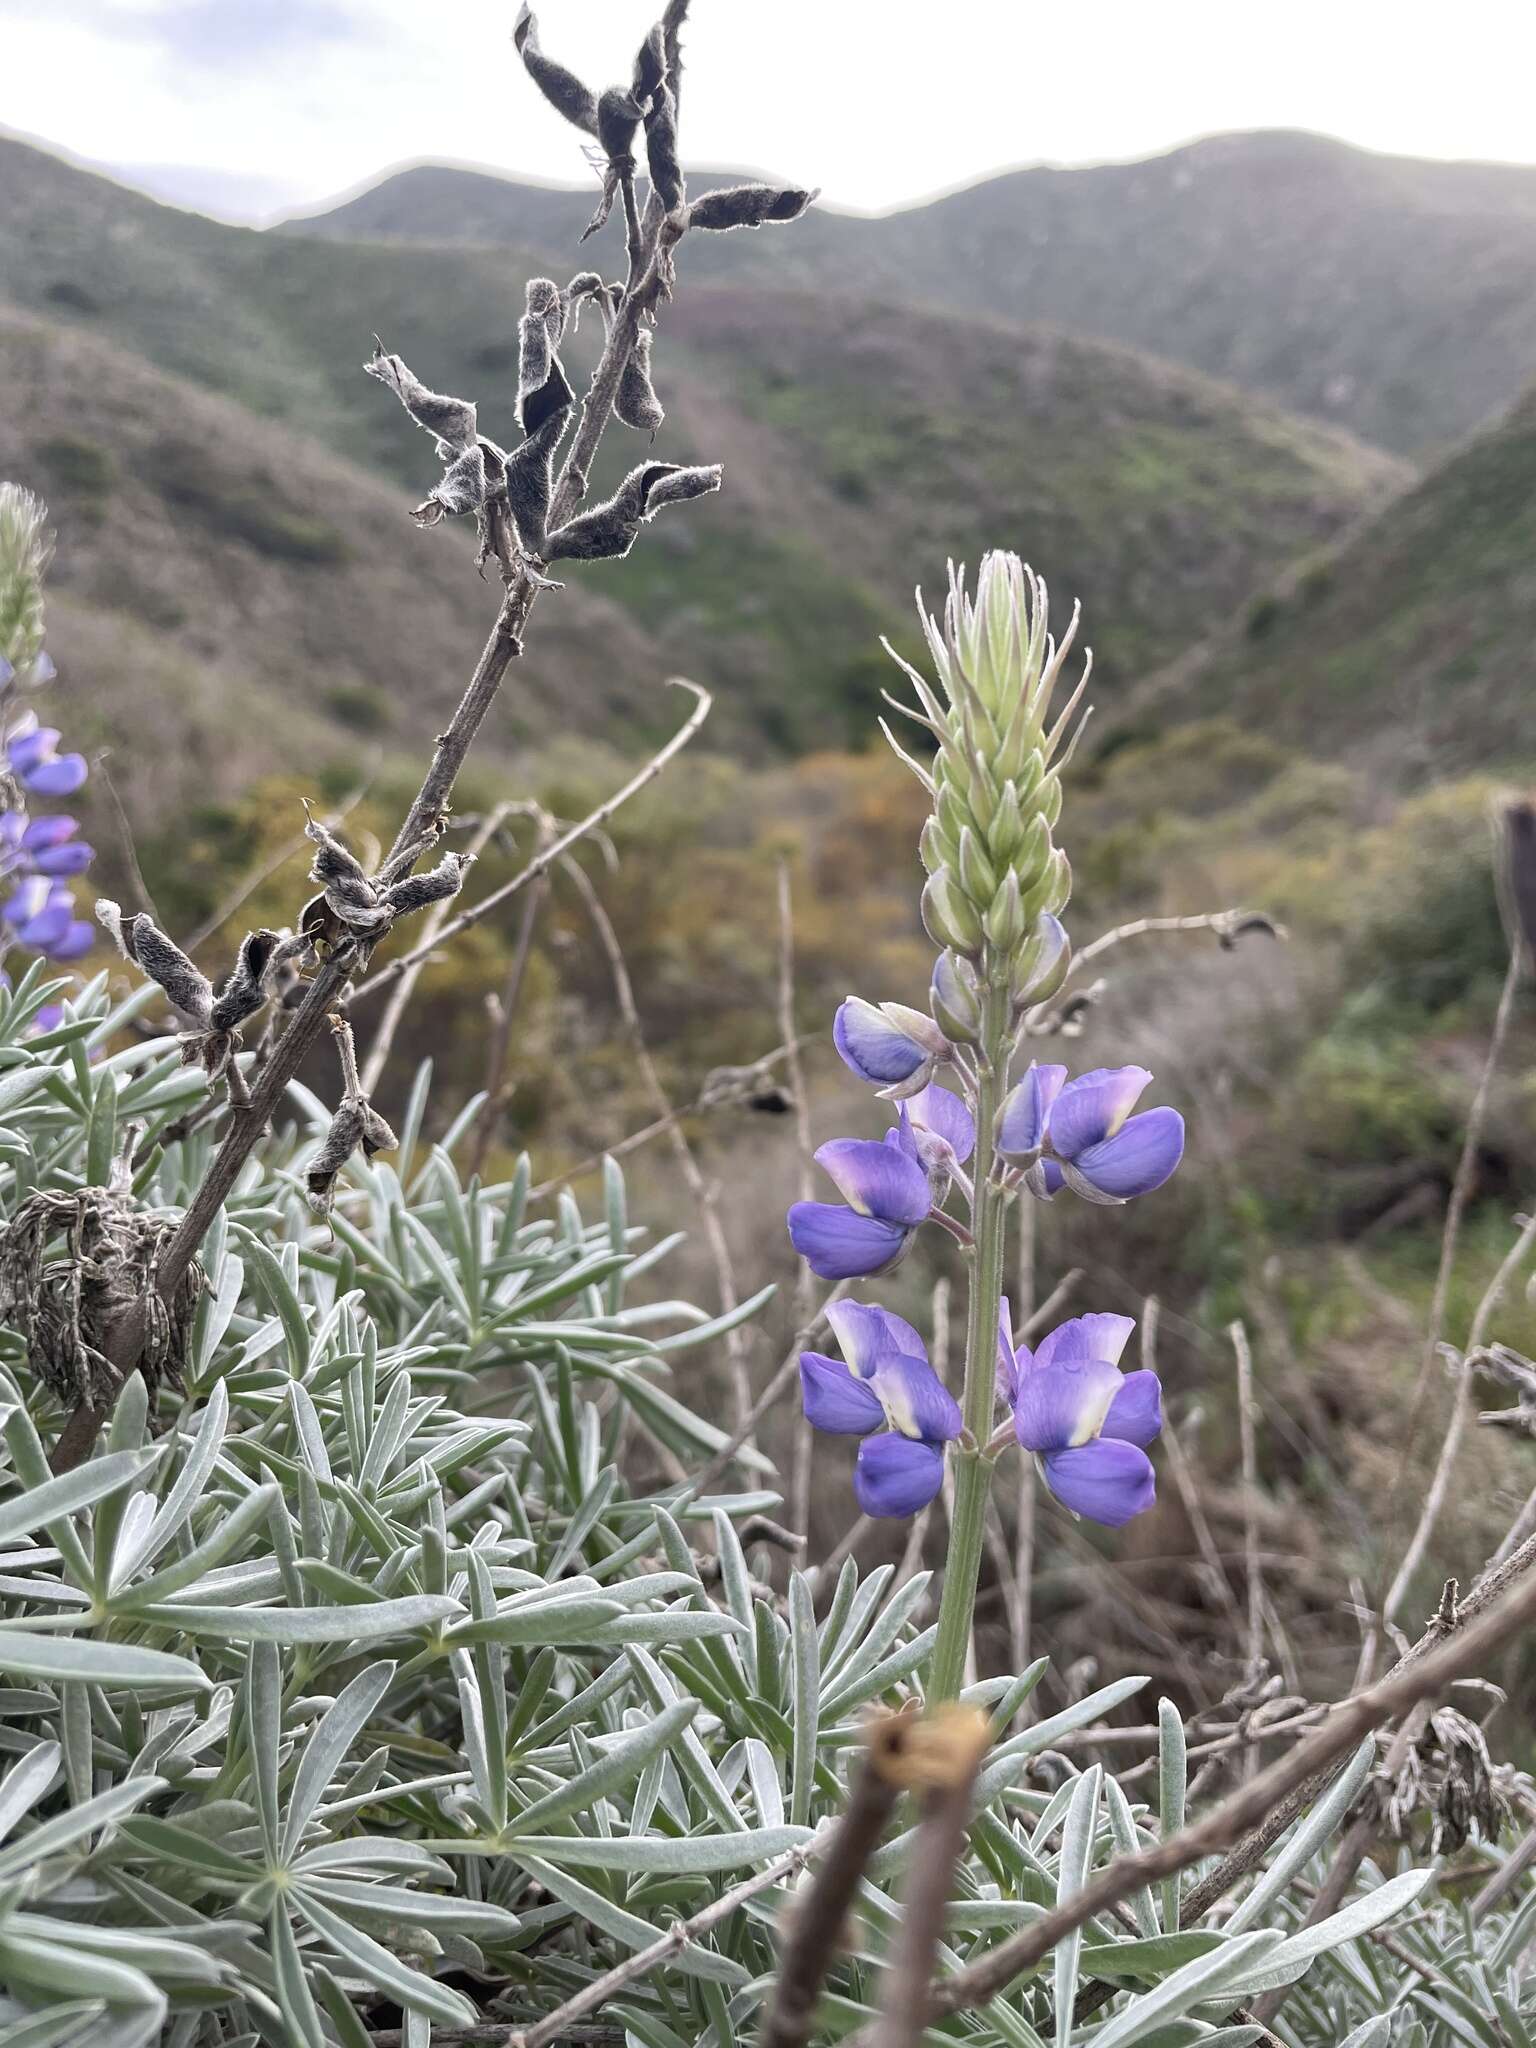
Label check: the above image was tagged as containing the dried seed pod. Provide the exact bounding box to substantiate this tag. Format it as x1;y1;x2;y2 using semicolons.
306;1099;367;1216
209;929;281;1034
385;851;472;917
597;85;642;162
503;412;565;557
517;279;574;437
362;347;477;452
632;20;667;105
544;460;721;563
97;899;213;1025
643;81;684;213
562;271;608;331
412;443;488;527
615;327;664;434
688;183;817;232
305;817;391;935
513;4;598;135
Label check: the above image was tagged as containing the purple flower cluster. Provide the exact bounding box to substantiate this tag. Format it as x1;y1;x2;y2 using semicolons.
787;992;1186;1526
999;1306;1161;1526
1;692;95;966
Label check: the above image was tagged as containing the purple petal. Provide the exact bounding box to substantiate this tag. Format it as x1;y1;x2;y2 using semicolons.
30;1002;67;1034
800;1352;885;1435
0;811;26;850
1012;1358;1125;1454
787;1202;911;1280
31;841;93;877
1071;1108;1185;1200
32;653;56;684
1034;1314;1137;1372
854;1433;945;1518
1049;1066;1153;1160
1103;1370;1163;1447
997;1063;1068;1158
996;1297;1022;1405
19;899;73;949
20;815;79;850
45;921;94;961
834;997;927;1087
814;1137;931;1226
1042;1440;1156;1527
906;1082;975;1167
868;1350;962;1443
825;1298;926;1378
5;876;50;927
7;727;59;776
23;755;88;797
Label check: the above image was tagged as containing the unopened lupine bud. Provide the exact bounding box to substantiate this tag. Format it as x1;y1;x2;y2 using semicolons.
931;949;982;1043
888;555;1088;1007
1011;913;1071;1011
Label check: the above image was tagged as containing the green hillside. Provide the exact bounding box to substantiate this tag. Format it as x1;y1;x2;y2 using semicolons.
0;135;1406;760
285;130;1536;456
1124;376;1536;782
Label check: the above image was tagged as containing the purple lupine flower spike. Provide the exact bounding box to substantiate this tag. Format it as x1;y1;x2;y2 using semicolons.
799;1308;961;1517
998;1061;1184;1204
1009;1311;1160;1528
787;1134;932;1278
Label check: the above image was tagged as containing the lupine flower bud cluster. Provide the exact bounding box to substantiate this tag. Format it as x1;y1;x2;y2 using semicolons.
887;555;1086;1019
0;487;94;979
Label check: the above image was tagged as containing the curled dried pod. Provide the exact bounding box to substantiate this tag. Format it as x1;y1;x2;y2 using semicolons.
412;443;488;527
209;929;281;1034
544;460;721;563
97;900;213;1026
688;182;817;232
615;327;664;435
643;81;684;213
385;851;472;918
512;4;598;135
362;346;476;451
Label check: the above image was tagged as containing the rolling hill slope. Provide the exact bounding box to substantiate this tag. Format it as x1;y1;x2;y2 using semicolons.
1123;376;1536;783
0;135;1408;760
285;130;1536;456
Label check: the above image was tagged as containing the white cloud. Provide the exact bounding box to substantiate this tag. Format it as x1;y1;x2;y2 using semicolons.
4;0;1535;221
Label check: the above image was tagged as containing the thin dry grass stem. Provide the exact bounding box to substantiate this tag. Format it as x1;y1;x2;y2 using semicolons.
778;858;817;1540
1383;1202;1536;1635
687;1281;848;1499
496;1827;833;2048
183;771;374;951
1395;944;1524;1487
96;756;164;927
1491;1475;1536;1570
820;1513;874;1579
1019;1266;1082;1340
467;808;556;1180
1230;1320;1264;1687
875;1534;1536;2029
560;851;755;1436
351;678;712;1005
1066;908;1286;982
525;1033;814;1198
359;801;514;1095
1161;1408;1244;1632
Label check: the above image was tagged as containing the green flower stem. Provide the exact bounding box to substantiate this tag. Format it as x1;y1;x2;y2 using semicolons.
928;982;1012;1702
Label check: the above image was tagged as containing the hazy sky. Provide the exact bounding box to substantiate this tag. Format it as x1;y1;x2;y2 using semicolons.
7;0;1536;222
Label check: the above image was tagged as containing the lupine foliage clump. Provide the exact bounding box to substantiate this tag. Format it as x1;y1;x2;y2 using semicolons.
2;5;1535;2047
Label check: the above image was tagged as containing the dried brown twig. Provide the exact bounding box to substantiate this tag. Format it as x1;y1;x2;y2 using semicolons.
856;1521;1536;2032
